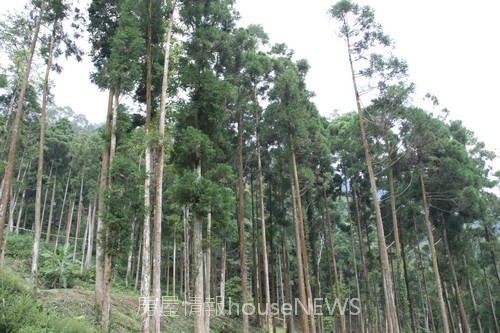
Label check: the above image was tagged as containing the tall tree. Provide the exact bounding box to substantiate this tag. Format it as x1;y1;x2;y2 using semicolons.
330;2;408;331
0;0;46;248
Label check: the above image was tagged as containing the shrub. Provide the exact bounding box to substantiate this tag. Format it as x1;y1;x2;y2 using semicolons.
40;243;82;289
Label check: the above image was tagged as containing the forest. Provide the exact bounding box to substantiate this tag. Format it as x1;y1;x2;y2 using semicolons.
0;0;498;332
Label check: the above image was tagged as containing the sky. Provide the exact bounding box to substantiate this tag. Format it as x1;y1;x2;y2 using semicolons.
1;0;499;173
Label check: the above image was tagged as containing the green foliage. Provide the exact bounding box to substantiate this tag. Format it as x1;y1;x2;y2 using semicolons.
4;233;36;259
0;269;95;333
40;243;81;289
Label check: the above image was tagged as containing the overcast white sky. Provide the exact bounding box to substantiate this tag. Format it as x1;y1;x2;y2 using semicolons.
1;0;499;173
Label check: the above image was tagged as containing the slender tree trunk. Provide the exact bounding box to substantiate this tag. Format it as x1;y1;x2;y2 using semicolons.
463;255;482;333
134;238;142;294
59;197;75;249
95;89;113;328
443;281;457;333
400;236;417;333
0;0;46;243
441;216;470;333
32;20;57;276
85;198;96;270
152;4;176;330
237;106;249;333
126;217;137;288
342;174;364;332
140;1;154;329
345;32;399;333
183;205;190;301
80;204;90;273
290;147;316;333
172;231;177;297
45;175;57;244
323;187;345;333
55;170;71;248
14;188;26;235
219;240;227;315
254;103;273;332
251;176;261;327
290;174;310;333
483;267;499;332
419;163;450;333
280;225;294;333
353;182;373;331
73;172;84;260
204;211;212;332
193;160;205;333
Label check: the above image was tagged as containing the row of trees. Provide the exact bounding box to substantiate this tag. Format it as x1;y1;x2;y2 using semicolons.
0;0;498;332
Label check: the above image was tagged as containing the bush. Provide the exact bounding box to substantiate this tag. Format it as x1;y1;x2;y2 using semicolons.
4;233;34;258
40;243;82;288
0;269;52;332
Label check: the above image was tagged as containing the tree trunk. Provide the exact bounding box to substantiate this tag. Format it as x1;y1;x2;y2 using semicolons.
125;217;137;288
400;236;417;333
323;187;345;333
290;174;310;333
80;204;90;273
45;175;57;244
280;225;294;333
95;89;113;328
0;0;46;243
193;160;205;333
60;197;75;248
251;176;261;327
219;240;227;315
32;19;57;277
463;255;482;333
55;170;71;248
85;198;96;270
140;1;154;329
14;188;26;235
73;172;84;260
441;216;470;333
353;182;373;331
172;231;177;296
255;102;272;332
204;211;212;332
419;164;450;333
342;174;364;333
237;106;249;333
183;205;190;301
290;147;316;333
346;32;399;332
483;267;499;332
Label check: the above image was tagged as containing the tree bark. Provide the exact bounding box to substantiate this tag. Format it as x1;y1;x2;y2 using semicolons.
290;147;316;333
236;103;250;333
45;175;57;244
32;19;57;277
183;205;190;301
462;256;482;333
140;1;154;330
193;160;205;333
255;101;273;332
441;216;470;333
323;187;345;333
419;164;450;333
345;29;399;332
73;172;84;260
290;174;310;333
95;89;113;328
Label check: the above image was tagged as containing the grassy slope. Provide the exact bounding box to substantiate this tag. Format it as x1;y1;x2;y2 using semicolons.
1;237;265;333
